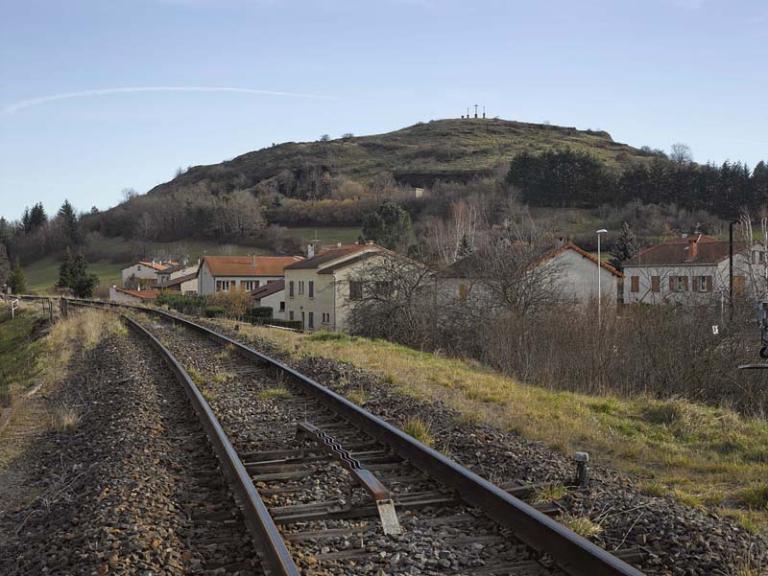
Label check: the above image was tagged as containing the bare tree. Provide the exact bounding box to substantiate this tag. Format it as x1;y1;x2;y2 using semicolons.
670;143;693;164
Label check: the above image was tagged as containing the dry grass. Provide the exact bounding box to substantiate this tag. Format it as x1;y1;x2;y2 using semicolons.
561;514;603;539
402;417;434;447
50;404;80;432
258;387;291;401
531;483;568;505
346;389;368;406
218;320;768;534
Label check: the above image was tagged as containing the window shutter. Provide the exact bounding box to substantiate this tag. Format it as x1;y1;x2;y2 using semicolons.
682;276;689;291
706;276;713;292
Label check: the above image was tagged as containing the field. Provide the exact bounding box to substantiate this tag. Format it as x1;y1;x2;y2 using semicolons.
221;322;768;535
285;226;361;245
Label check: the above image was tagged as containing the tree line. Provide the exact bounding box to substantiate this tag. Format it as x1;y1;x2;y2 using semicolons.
506;149;768;218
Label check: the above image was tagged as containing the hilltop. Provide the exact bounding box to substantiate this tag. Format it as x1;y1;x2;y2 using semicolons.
148;118;659;198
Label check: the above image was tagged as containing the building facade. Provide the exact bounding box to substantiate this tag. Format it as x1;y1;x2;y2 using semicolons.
121;260;177;289
251;280;287;320
284;244;386;332
623;235;766;305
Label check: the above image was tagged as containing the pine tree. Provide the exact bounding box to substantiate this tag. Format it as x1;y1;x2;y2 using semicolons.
457;234;473;259
57;248;74;289
64;251;98;298
8;260;26;294
0;244;10;289
610;222;639;270
58;200;81;247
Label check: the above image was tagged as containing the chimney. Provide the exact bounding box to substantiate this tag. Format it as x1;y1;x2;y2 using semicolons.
687;235;700;261
556;237;565;248
307;243;315;258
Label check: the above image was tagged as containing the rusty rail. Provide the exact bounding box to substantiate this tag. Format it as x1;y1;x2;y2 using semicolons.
115;311;300;576
67;298;644;576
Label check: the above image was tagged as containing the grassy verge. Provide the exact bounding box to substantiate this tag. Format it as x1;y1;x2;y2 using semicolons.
219;322;768;535
0;308;45;403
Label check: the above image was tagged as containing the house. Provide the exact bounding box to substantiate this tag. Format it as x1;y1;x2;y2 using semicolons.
121;260;178;290
156;261;200;294
251;279;287;319
109;286;160;304
439;242;622;305
623;234;766;305
197;255;303;296
284;243;388;332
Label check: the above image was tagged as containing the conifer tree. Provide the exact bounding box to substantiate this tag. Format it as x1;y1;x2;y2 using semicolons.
610;221;639;270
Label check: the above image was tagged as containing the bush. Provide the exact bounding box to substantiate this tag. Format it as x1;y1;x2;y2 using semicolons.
249;317;302;330
249;306;273;319
204;306;225;318
157;293;208;315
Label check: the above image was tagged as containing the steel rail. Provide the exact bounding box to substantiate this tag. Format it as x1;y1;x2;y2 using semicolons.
118;311;300;576
67;298;644;576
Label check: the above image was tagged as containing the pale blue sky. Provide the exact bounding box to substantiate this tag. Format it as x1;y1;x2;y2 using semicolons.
1;0;766;220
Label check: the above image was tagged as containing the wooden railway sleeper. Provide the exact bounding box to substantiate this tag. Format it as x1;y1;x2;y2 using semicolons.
295;420;403;536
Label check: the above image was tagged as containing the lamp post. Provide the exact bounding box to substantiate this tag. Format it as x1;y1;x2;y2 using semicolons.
596;229;608;325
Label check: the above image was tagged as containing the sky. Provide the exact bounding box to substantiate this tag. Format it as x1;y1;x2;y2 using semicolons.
1;0;766;221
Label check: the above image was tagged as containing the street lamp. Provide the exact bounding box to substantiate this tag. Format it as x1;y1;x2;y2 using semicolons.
596;229;608;325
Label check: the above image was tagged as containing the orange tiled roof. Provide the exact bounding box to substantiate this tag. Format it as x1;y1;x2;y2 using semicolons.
202;256;303;277
541;242;623;277
115;287;160;300
138;260;178;272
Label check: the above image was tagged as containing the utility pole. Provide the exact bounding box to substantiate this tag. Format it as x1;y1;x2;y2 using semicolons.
596;229;607;325
729;219;739;321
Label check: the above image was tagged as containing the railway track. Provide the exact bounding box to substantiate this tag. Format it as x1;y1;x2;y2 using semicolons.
65;298;646;576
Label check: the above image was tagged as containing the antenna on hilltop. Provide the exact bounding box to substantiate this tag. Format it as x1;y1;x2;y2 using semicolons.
474;104;478;119
483;105;486;119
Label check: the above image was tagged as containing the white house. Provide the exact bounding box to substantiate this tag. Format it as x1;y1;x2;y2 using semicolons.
251;280;287;319
197;255;303;296
284;243;388;332
121;260;178;290
439;242;622;306
623;234;766;305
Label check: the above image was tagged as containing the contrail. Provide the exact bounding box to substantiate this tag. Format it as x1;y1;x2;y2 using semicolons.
1;86;332;115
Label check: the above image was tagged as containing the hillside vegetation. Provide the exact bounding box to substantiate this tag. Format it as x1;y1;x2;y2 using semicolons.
146;118;658;197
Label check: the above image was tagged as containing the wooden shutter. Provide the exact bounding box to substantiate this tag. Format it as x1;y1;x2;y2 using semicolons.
651;276;660;292
682;276;689;291
630;276;639;293
705;276;713;292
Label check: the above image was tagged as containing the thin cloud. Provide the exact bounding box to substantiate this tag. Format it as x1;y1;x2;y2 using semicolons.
1;86;332;115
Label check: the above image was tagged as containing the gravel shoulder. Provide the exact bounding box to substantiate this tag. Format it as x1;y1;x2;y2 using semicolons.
0;315;258;575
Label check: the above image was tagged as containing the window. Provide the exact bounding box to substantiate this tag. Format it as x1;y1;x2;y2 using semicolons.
216;280;231;292
630;276;639;293
669;276;688;292
298;281;305;295
651;276;660;293
694;275;712;292
308;312;314;329
242;280;255;291
308;281;314;298
289;311;294;321
289;281;295;298
458;283;469;300
349;280;363;300
753;251;765;264
321;312;330;323
279;301;285;312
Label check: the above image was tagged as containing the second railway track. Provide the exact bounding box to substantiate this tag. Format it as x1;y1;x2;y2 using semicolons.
70;300;646;576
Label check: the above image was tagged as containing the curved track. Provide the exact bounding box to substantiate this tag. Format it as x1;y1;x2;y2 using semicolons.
63;298;645;576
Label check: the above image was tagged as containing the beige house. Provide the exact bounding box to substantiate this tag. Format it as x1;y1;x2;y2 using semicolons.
156;262;199;294
623;235;766;305
284;244;387;332
197;255;303;296
121;260;178;290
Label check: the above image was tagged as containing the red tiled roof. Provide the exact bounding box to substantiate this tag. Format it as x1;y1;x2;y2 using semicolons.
251;279;285;299
626;236;745;267
284;244;371;270
115;287;160;300
202;256;303;277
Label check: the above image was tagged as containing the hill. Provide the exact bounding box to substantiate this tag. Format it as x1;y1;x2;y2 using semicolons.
148;118;660;198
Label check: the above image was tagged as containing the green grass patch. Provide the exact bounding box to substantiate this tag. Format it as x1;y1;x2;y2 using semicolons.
0;309;45;402
258;387;291;401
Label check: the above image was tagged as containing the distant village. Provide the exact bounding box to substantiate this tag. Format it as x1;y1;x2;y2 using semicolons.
111;233;765;332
